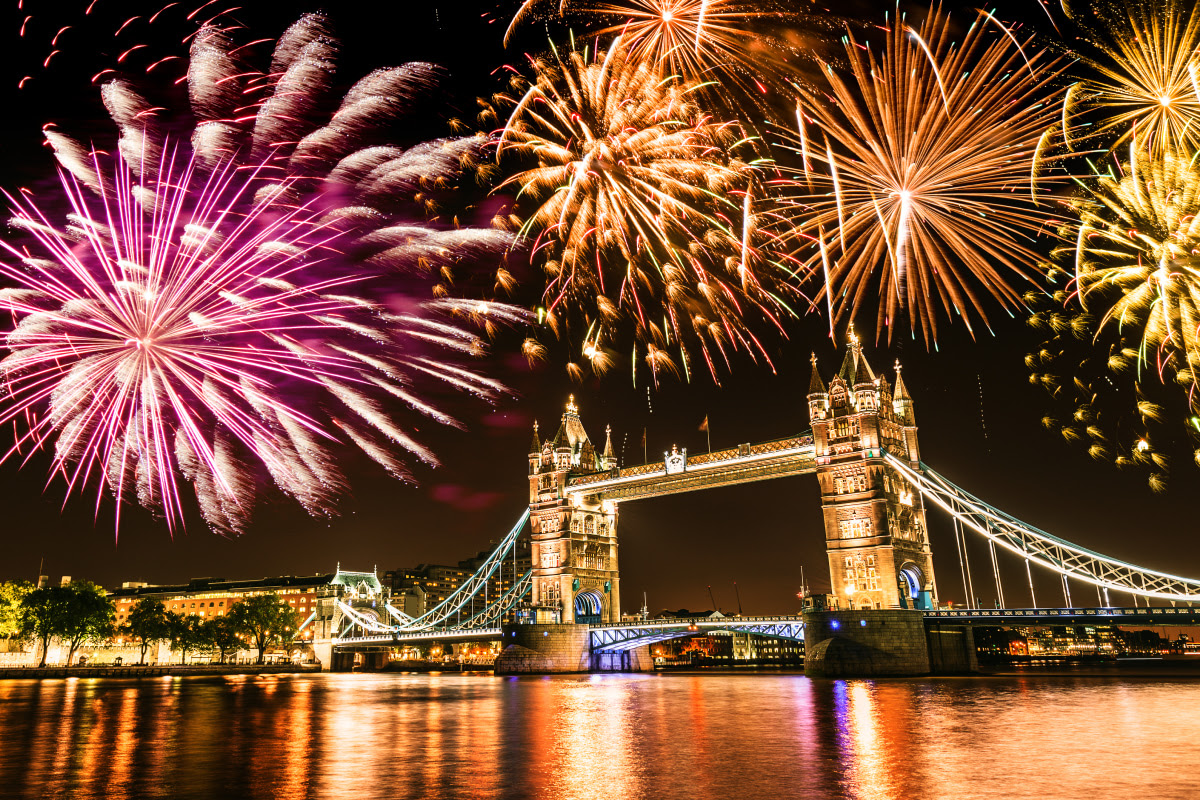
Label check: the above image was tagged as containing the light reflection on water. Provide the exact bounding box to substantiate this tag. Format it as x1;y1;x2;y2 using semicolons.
0;672;1196;799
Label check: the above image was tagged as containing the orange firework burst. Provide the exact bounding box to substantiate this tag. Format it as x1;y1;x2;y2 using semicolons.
495;38;802;383
783;6;1066;344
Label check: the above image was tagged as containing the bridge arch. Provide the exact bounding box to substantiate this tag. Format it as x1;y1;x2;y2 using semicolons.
898;563;923;600
574;590;604;625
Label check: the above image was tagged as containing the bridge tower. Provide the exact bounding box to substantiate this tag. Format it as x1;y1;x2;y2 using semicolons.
808;335;937;610
527;396;621;624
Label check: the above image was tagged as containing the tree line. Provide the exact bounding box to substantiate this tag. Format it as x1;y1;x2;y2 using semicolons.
0;580;302;666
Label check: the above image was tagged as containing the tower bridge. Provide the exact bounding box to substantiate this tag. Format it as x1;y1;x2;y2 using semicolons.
319;336;1200;676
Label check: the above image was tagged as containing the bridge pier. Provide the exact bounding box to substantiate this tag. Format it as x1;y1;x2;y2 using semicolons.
803;609;931;677
494;623;592;674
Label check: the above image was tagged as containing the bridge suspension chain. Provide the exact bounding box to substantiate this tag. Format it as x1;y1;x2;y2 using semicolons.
885;454;1200;602
398;509;531;632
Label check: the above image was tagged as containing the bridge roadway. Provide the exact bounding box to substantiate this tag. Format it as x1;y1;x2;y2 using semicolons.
333;607;1200;652
563;435;816;502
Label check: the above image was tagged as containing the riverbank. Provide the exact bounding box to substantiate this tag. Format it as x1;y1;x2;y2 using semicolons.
0;663;322;680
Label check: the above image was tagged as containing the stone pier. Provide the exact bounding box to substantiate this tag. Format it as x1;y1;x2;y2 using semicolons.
494;624;591;674
803;609;931;677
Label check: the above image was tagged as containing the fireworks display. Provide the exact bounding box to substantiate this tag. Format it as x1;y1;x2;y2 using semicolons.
1064;0;1200;157
7;0;1200;533
783;7;1065;343
495;39;801;383
0;16;522;533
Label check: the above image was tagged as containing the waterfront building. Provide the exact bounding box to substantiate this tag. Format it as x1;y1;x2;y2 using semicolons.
110;570;382;641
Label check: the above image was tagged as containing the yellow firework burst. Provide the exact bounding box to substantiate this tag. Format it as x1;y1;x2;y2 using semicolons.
496;39;801;382
1074;150;1200;381
1066;0;1200;157
783;7;1065;343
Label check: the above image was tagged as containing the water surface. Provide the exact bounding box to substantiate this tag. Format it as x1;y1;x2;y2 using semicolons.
0;672;1193;799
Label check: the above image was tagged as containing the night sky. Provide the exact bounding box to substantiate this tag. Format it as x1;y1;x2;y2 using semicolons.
0;0;1196;615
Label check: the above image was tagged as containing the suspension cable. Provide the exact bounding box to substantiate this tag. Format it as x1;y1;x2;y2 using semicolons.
989;539;1005;608
1025;558;1037;608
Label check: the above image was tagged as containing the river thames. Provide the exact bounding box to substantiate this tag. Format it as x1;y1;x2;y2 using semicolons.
0;671;1194;799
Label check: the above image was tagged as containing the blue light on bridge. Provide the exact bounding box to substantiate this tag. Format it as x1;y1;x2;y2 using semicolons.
830;620;840;630
860;620;867;627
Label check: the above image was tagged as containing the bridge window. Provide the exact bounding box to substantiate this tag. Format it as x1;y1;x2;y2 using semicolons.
571;517;581;533
835;477;844;494
598;522;608;536
584;516;595;535
839;518;873;539
857;475;867;492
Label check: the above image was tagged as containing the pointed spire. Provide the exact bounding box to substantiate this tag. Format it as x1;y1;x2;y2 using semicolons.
894;359;911;400
808;352;826;395
552;413;569;449
853;347;875;387
529;420;541;454
603;425;614;459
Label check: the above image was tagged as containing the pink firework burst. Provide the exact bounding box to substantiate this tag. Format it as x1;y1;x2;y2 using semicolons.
0;16;525;534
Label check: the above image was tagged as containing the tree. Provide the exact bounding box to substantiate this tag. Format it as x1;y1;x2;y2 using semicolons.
167;612;208;665
123;599;172;665
58;582;116;666
0;581;32;641
203;615;243;664
20;582;114;667
228;594;299;664
21;586;62;666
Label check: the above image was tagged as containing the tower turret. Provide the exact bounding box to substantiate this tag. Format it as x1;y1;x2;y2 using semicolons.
814;337;936;612
601;425;616;471
528;421;541;475
893;361;919;463
526;396;622;624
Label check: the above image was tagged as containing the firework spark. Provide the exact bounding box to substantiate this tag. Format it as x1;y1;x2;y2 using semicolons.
783;7;1066;343
1064;0;1200;157
495;38;801;383
0;16;522;534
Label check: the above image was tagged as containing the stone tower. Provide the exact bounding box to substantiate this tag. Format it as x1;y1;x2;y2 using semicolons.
807;335;937;610
527;397;621;624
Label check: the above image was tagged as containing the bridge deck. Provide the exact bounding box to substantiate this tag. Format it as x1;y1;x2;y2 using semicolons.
564;436;816;502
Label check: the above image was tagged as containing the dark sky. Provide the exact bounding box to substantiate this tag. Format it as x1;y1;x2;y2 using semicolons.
0;0;1196;615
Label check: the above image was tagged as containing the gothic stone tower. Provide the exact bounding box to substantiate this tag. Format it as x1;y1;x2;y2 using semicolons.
807;337;937;610
527;397;620;624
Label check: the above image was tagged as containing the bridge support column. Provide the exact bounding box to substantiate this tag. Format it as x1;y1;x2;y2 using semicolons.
314;639;333;672
494;624;591;674
925;622;980;674
590;645;652;673
803;609;930;677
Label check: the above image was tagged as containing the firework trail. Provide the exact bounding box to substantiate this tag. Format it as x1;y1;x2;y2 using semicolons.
0;16;524;534
1062;0;1200;157
492;38;803;384
1028;150;1200;490
782;6;1066;344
